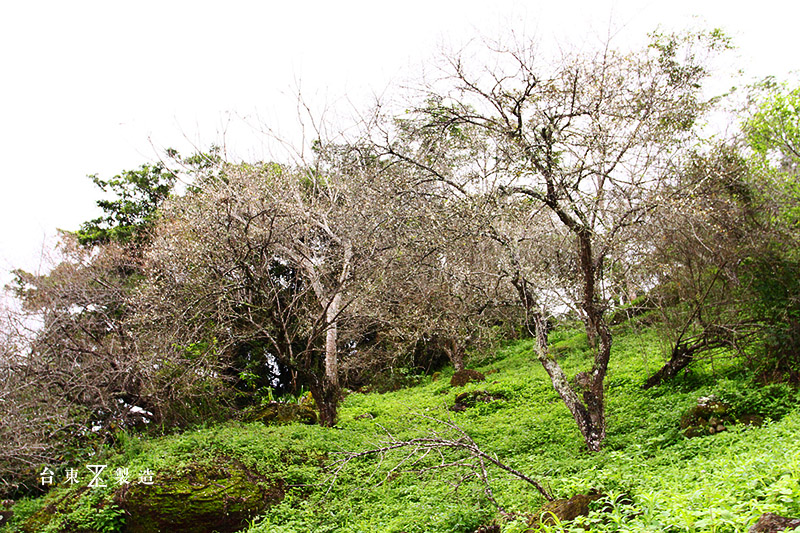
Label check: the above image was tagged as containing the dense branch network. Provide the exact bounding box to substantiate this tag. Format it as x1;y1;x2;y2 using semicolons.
329;414;554;508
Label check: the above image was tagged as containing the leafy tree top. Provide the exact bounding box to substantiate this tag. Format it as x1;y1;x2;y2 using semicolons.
74;162;178;246
745;80;800;171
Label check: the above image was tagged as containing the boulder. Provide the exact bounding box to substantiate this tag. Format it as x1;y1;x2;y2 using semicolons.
450;369;485;387
114;459;283;533
243;402;317;425
536;490;604;525
749;512;800;532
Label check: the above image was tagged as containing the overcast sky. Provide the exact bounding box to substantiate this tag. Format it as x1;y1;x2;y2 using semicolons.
1;0;798;288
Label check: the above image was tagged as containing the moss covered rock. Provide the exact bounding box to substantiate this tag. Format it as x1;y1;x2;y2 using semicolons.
450;390;507;411
450;369;485;387
680;396;735;437
535;490;604;525
115;459;282;533
243;402;317;425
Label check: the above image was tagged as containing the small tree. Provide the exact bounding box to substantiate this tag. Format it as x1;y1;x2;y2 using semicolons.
74;162;177;246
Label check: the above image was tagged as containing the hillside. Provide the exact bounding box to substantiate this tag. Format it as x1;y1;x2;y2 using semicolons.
2;323;800;533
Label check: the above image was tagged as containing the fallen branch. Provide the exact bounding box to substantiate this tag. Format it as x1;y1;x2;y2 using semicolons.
329;413;554;508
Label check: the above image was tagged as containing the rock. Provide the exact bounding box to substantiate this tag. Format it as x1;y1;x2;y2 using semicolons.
115;460;283;533
450;390;507;411
749;512;800;532
450;369;485;387
681;396;734;438
740;414;765;427
536;490;604;525
243;402;317;425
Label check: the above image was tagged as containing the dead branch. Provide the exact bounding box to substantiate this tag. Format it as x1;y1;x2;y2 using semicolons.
328;414;554;508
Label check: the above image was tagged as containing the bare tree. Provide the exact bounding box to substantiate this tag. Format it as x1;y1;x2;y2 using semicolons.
5;238;152;426
0;239;157;496
363;193;519;374
368;31;728;450
140;160;407;425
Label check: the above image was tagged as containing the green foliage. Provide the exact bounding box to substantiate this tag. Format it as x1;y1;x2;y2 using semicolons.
4;325;800;533
737;81;800;376
55;490;125;533
549;329;591;358
0;497;47;533
740;255;800;374
745;81;800;171
74;161;177;246
711;379;800;420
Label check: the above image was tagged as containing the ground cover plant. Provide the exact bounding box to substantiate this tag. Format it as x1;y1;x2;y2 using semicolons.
3;322;799;533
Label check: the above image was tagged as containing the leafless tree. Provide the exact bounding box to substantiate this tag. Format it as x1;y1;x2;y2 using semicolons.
367;31;728;450
0;239;155;496
139;159;412;425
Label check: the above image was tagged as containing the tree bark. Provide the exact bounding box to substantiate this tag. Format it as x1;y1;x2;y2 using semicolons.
304;240;352;427
444;337;465;372
643;342;694;389
310;378;339;427
530;312;606;452
325;293;341;391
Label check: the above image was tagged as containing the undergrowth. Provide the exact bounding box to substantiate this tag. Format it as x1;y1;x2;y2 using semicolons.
2;324;799;532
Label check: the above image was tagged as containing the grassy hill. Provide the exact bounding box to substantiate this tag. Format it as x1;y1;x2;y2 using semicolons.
3;323;800;532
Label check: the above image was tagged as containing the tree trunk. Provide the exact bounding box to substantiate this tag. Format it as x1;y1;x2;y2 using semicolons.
582;321;610;451
325;294;341;391
577;232;611;450
444;337;465;372
313;294;342;427
523;229;610;452
643;343;695;389
310;378;340;427
511;272;538;337
530;313;606;452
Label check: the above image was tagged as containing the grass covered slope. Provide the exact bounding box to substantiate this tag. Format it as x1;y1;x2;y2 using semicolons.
3;324;800;533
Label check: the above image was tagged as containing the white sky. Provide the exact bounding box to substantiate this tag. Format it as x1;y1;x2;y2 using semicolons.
1;0;798;288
